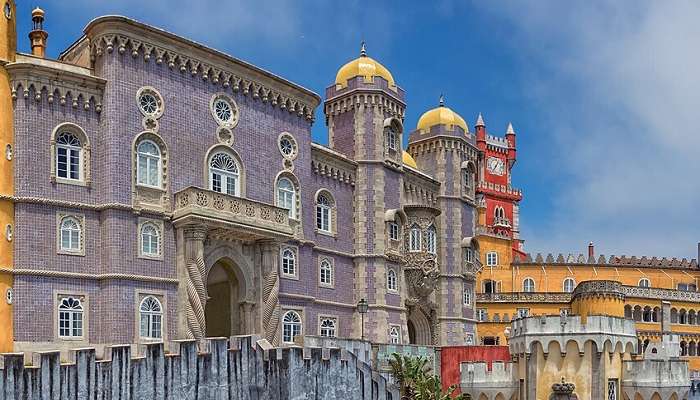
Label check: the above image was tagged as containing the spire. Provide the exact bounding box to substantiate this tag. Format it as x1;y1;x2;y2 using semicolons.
506;122;515;135
438;94;445;107
475;113;485;127
360;41;367;57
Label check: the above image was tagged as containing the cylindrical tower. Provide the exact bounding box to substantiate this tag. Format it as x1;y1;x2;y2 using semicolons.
0;0;17;352
571;280;626;322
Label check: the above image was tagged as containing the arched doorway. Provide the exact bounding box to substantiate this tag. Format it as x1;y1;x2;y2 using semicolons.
205;259;243;337
407;307;432;345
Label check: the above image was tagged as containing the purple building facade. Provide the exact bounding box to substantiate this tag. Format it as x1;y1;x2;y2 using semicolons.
7;15;481;353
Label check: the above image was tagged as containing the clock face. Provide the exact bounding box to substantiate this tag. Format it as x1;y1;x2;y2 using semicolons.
487;157;505;176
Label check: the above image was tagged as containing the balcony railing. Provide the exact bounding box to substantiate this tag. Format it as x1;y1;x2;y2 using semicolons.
173;187;294;238
493;217;511;228
476;292;572;303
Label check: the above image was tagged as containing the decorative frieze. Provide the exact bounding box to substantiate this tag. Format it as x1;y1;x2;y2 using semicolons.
310;143;357;186
324;92;405;120
476;292;572;303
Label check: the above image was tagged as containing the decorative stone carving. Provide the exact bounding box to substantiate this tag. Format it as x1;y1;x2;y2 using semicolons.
260;240;281;345
183;225;207;339
404;253;439;300
549;378;578;400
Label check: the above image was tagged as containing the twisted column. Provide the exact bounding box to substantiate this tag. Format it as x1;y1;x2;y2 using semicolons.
183;225;207;339
260;240;281;345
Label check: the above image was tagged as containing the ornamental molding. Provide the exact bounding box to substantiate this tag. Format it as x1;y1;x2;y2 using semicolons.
0;267;178;284
310;144;357;186
0;194;170;217
623;285;700;302
7;60;105;113
77;17;319;122
407;135;480;159
476;292;572;303
572;280;625;301
324;91;405;120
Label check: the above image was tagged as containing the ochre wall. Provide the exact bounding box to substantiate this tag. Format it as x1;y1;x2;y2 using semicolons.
0;0;16;353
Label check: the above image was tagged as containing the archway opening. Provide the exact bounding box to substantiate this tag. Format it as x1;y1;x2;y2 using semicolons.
205;259;242;337
407;307;432;345
408;320;416;344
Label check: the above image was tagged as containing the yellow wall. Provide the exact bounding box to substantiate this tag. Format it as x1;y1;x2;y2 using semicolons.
0;0;16;352
476;234;513;291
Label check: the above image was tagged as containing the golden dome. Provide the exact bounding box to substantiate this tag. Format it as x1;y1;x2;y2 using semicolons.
335;43;395;89
31;7;45;18
402;151;418;169
416;96;468;134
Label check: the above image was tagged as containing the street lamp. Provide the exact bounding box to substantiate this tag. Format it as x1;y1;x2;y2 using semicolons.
357;298;369;340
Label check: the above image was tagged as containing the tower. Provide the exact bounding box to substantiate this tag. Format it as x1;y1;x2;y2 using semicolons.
0;0;17;352
325;44;408;343
406;96;480;345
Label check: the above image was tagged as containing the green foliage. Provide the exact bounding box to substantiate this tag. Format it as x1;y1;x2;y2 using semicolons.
388;353;471;400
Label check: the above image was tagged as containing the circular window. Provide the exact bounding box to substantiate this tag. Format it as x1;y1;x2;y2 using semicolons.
136;87;164;119
5;288;12;305
278;133;298;159
210;94;239;128
3;3;11;20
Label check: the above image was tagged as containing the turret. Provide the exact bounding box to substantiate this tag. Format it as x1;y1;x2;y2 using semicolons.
28;7;47;58
475;113;486;152
505;122;516;166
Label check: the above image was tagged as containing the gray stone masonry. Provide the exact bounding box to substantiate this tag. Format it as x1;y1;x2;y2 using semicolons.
0;335;398;400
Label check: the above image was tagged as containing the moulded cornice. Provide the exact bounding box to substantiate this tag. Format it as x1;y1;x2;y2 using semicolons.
78;16;320;122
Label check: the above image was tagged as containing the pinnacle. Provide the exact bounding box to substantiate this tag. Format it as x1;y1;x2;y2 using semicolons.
360;41;367;57
475;113;485;127
439;94;445;107
506;122;515;135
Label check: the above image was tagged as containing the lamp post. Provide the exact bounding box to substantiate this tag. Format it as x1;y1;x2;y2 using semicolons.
357;298;368;341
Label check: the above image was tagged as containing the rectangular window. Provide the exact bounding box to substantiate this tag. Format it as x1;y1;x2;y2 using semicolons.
486;252;498;266
477;308;487;322
389;222;399;241
465;248;474;263
517;308;530;319
463;286;471;306
482;336;498;346
409;228;421;252
607;379;618;400
212;173;222;193
58;296;84;339
319;317;337;337
465;333;474;345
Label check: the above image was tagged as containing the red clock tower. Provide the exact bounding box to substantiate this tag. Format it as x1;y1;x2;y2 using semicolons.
475;114;525;260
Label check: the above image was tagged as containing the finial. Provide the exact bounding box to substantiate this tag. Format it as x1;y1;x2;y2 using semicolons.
360;41;367;57
506;122;515;135
475;113;485;127
439;94;445;107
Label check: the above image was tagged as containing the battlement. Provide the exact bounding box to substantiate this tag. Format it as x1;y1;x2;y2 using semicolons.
0;336;397;400
622;358;689;400
485;134;509;149
477;180;522;199
460;361;517;400
516;252;699;269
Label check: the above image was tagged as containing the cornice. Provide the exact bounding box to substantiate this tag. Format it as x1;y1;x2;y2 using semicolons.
79;16;320;122
0;268;178;284
0;194;170;217
310;143;357;186
323;90;405;120
7;56;106;113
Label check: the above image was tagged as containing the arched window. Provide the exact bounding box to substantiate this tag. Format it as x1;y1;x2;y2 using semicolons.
387;269;398;292
59;216;82;253
462;162;476;198
276;177;296;219
316;192;333;233
319;258;333;286
139;296;163;339
386;127;398;151
136;140;161;188
58;297;83;338
426;225;437;254
282;311;302;343
389;325;401;344
209;152;240;196
639;278;650;288
281;247;296;277
140;223;160;257
486;251;498;266
319;318;336;337
56;132;82;181
643;306;653;323
563;278;576;293
523;278;535;293
409;224;421;252
463;284;471;305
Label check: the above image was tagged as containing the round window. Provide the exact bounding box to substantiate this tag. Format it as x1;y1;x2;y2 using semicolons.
3;3;11;20
136;87;164;119
214;98;233;123
139;93;158;115
278;134;297;159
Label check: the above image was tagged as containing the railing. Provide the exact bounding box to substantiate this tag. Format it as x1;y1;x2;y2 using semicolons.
476;181;522;197
475;226;511;239
493;217;511;228
173;186;294;237
622;286;700;302
476;292;572;303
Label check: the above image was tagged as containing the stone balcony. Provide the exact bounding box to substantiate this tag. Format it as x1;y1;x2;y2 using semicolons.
173;186;294;239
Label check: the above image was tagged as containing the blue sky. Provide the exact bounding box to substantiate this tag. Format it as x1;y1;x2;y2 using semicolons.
15;1;700;259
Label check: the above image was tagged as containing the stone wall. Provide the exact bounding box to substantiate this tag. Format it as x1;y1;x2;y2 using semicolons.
0;336;397;400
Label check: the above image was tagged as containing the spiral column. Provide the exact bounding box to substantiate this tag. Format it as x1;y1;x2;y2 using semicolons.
259;240;281;345
183;225;208;339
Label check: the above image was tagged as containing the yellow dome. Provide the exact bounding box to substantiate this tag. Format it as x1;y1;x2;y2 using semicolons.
416;97;468;134
335;43;395;89
402;151;418;169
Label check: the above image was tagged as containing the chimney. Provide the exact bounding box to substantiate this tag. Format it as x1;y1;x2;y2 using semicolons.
588;242;595;259
28;7;47;58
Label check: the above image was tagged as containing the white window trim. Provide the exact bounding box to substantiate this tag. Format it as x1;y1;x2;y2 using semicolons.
138;295;164;340
463;285;472;306
280;246;299;280
318;315;339;338
409;225;422;252
389;324;401;344
486;251;498;267
209;151;241;196
315;190;335;236
134;290;168;343
54;291;88;342
388;221;400;241
319;257;334;288
281;308;303;344
426;225;437;254
639;278;650;288
138;218;164;260
387;268;399;293
275;175;299;221
56;213;85;256
50;123;91;187
522;277;535;293
563;278;576;293
135;139;162;189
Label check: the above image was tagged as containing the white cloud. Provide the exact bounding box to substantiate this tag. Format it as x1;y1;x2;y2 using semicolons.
484;1;700;259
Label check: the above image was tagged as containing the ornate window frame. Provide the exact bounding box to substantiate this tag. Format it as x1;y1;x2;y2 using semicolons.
205;145;245;197
281;309;303;344
278;132;299;161
383;117;403;164
318;315;338;337
54;291;88;342
275;171;301;222
56;212;85;256
136;86;165;120
50;122;91;187
137;293;165;341
425;224;437;254
409;224;422;252
280;245;299;280
132;131;169;212
461;160;477;200
389;324;401;344
319;257;334;288
387;268;399;293
463;283;472;306
315;189;336;236
210;93;239;128
138;218;164;260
